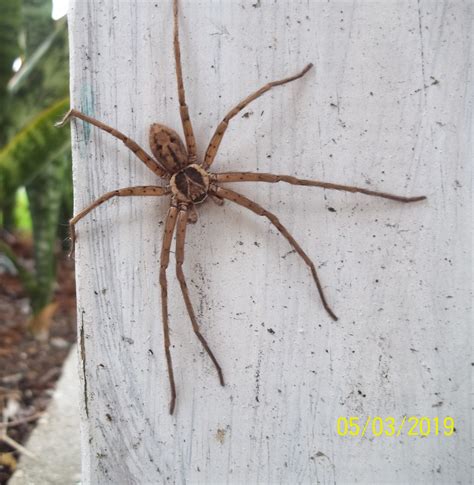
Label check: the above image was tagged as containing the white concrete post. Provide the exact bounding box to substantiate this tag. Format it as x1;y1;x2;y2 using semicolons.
68;1;471;483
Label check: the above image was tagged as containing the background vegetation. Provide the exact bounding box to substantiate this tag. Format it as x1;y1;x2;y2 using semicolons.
0;0;71;338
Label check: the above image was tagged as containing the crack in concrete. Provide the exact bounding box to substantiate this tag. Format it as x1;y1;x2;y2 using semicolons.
80;310;89;418
417;0;427;102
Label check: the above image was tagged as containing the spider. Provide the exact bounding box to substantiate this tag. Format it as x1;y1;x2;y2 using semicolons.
57;0;426;414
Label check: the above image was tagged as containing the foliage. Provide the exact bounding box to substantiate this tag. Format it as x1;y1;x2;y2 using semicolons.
0;0;22;146
12;189;32;231
27;150;68;310
0;98;70;207
0;0;72;337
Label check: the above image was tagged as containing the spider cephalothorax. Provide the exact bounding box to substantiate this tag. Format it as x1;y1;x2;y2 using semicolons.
170;164;210;204
58;0;426;414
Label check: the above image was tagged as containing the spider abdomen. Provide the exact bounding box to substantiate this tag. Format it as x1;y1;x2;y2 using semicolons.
170;164;210;203
149;123;188;172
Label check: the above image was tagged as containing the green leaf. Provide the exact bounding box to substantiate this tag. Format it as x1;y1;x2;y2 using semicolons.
0;149;70;326
22;0;54;57
0;0;22;93
13;188;32;232
8;17;67;95
0;0;22;145
0;97;70;208
27;149;69;313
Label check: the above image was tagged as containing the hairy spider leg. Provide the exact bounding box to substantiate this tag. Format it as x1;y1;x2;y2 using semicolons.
56;109;169;179
175;207;225;385
160;205;179;414
203;63;313;170
213;186;338;321
173;0;197;162
214;172;427;203
68;186;170;257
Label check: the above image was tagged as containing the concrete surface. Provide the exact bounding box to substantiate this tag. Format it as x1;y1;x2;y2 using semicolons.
9;347;81;485
69;1;471;483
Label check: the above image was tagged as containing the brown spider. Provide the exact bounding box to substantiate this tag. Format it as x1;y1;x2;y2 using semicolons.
58;0;426;414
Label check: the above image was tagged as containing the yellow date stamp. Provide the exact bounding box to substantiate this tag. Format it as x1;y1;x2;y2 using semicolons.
336;416;455;438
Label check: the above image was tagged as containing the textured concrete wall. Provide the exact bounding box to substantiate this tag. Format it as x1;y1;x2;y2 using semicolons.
69;1;471;483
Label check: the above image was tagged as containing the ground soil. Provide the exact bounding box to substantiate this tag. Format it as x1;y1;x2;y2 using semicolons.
0;237;76;484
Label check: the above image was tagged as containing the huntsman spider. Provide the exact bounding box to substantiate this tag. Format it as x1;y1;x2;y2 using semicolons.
58;0;426;414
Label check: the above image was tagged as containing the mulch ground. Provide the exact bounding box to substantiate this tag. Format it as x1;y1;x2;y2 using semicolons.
0;236;76;484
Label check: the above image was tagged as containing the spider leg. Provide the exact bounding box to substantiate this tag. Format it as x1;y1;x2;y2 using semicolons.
160;205;179;414
175;206;225;385
56;109;169;179
173;0;197;162
69;186;170;257
214;172;427;203
203;63;313;170
212;186;338;321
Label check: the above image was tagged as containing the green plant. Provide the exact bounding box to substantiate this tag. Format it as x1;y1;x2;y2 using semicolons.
0;98;70;208
0;0;72;338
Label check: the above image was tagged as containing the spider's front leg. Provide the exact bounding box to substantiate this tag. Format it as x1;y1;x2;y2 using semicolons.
172;0;197;161
175;205;225;385
68;186;170;257
56;108;169;179
203;63;313;170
